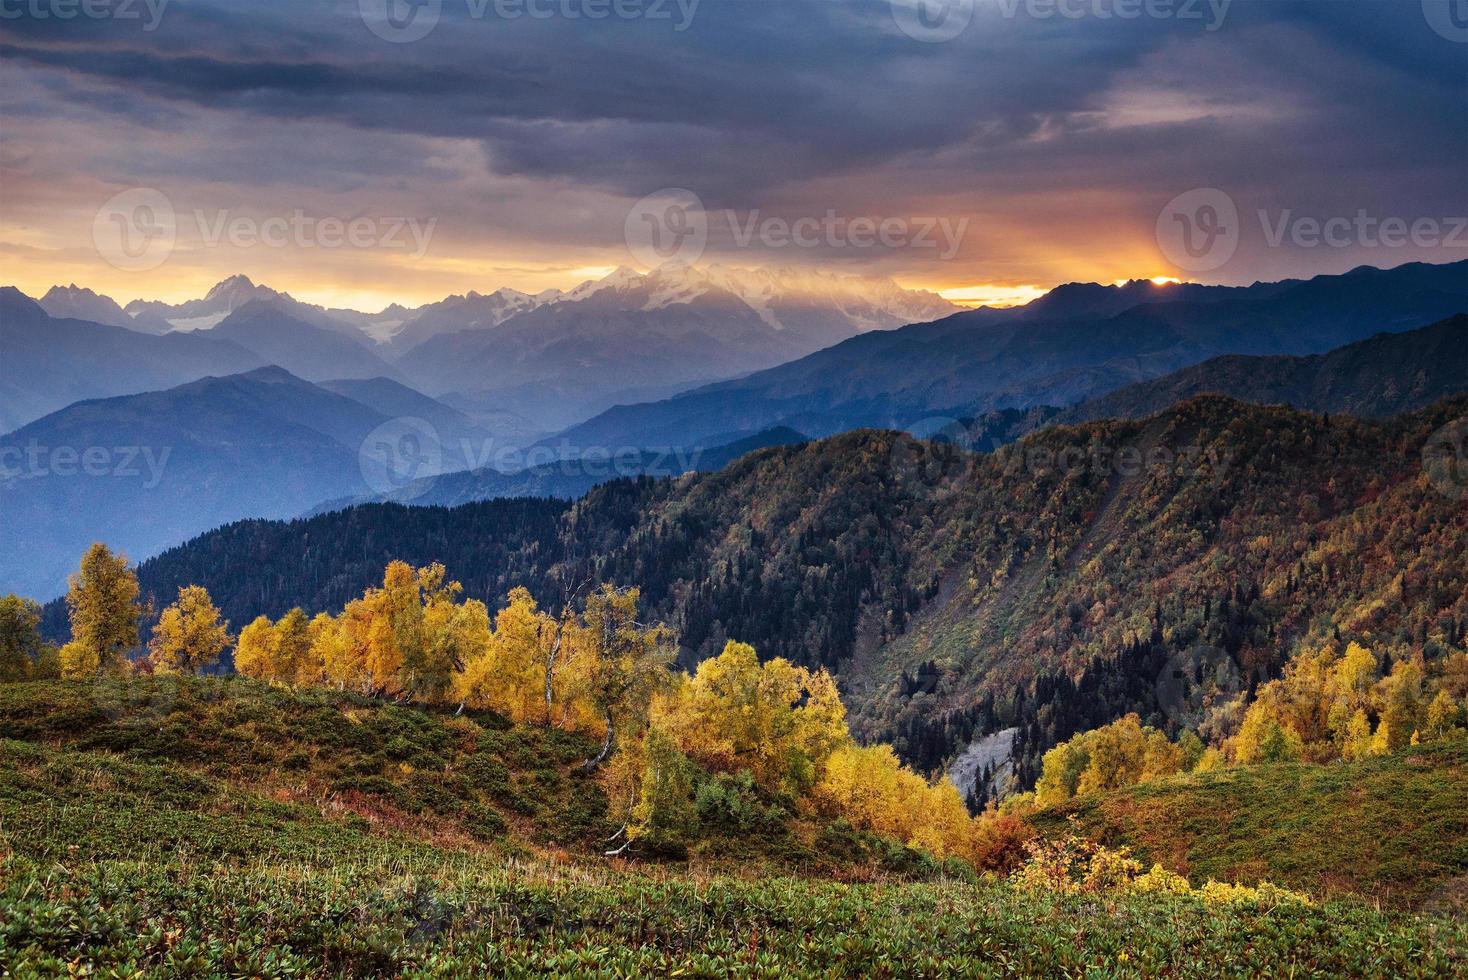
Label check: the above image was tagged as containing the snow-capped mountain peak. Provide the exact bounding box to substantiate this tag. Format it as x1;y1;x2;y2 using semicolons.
123;275;369;338
570;263;960;333
560;265;644;304
39;284;176;334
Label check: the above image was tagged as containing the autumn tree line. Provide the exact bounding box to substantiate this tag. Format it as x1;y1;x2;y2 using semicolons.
1016;639;1468;811
9;543;1463;860
1;544;987;860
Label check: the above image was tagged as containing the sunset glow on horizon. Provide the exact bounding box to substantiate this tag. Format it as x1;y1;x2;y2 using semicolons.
2;3;1461;314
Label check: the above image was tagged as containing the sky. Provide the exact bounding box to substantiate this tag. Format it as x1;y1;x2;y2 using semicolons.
1;0;1465;312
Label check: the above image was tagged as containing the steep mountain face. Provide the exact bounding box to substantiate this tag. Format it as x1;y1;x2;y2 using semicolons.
324;303;421;345
0;288;267;435
846;397;1467;768
93;397;1468;785
392;265;960;430
199;302;400;383
384;287;561;353
37;285;172;334
0;368;409;600
554;260;1468;452
1064;315;1468;423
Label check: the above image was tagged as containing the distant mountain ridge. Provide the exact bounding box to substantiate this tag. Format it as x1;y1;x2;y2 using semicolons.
17;266;959;433
0;287;267;434
9;258;1463;443
0;367;502;600
948;315;1468;448
200;301;400;383
381;286;562;351
0;291;405;434
554;260;1468;451
309;425;811;514
390;264;959;428
123;274;364;337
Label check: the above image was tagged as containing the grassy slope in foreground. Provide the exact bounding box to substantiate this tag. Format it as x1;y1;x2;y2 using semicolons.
0;678;958;878
1;680;1465;976
1031;737;1468;911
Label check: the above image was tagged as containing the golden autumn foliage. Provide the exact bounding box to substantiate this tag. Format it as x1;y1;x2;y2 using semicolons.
1227;641;1466;764
580;586;678;768
232;615;276;683
1014;829;1311;906
0;594;52;682
653;641;848;795
816;743;974;859
630;640;983;860
1033;639;1468;811
452;586;554;722
1035;714;1192;808
203;566;985;862
230;570;677;766
148;586;231;675
24;555;1032;869
61;543;141;679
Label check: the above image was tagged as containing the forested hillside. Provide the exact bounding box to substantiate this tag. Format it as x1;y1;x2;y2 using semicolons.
867;395;1468;781
46;498;573;639
74;396;1468;785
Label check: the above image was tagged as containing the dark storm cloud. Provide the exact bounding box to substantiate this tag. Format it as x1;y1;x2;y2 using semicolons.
0;0;1201;198
1;0;1464;289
